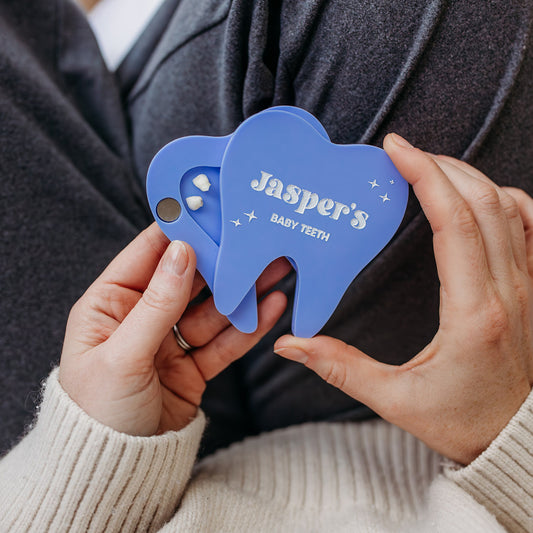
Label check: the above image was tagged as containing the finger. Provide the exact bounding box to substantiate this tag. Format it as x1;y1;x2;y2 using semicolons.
192;291;287;381
505;187;533;236
255;257;292;295
96;220;208;302
429;156;518;281
505;187;533;230
96;222;170;292
432;156;528;276
178;257;292;348
107;241;196;365
384;134;490;303
274;335;397;415
155;332;207;405
190;271;207;302
504;187;533;274
490;188;528;276
431;154;490;182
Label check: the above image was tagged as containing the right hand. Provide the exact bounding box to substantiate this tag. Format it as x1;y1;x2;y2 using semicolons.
275;135;533;465
59;223;289;436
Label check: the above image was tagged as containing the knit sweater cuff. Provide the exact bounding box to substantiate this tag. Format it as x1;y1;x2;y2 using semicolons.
0;368;206;533
445;388;533;533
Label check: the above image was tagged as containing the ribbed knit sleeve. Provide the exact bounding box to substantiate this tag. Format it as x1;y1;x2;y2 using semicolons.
445;388;533;533
0;369;205;533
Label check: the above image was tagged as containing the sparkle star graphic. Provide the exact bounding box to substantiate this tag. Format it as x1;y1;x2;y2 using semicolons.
230;219;242;227
244;210;258;222
379;193;391;203
369;179;380;189
389;179;395;184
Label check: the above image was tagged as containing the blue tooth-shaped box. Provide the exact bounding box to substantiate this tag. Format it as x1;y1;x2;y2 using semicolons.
147;106;408;338
213;108;408;337
146;107;330;334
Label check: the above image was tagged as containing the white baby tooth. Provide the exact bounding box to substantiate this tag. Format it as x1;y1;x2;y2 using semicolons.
193;173;211;192
186;196;204;211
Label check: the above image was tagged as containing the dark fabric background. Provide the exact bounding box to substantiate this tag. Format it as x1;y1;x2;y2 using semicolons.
0;0;150;454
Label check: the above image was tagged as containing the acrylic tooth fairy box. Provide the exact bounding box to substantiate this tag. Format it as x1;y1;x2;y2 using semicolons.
146;106;408;337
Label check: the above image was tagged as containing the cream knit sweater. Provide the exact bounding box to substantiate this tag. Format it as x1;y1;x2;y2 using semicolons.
0;370;532;532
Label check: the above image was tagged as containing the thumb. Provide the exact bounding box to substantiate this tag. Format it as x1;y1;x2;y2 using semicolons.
274;335;397;413
108;240;196;364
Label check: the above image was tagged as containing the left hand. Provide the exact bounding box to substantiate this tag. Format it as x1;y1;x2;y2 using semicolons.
60;223;289;436
275;134;533;465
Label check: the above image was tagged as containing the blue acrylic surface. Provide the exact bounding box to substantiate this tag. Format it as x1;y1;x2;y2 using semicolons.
147;107;408;337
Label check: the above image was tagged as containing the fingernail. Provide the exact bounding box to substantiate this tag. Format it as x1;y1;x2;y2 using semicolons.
274;347;309;364
162;241;189;276
391;133;413;148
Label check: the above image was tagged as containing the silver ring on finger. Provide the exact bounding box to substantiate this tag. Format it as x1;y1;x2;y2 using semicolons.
172;323;194;352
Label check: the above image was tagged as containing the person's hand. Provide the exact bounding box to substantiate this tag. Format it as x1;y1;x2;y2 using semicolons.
274;134;533;465
59;223;289;436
